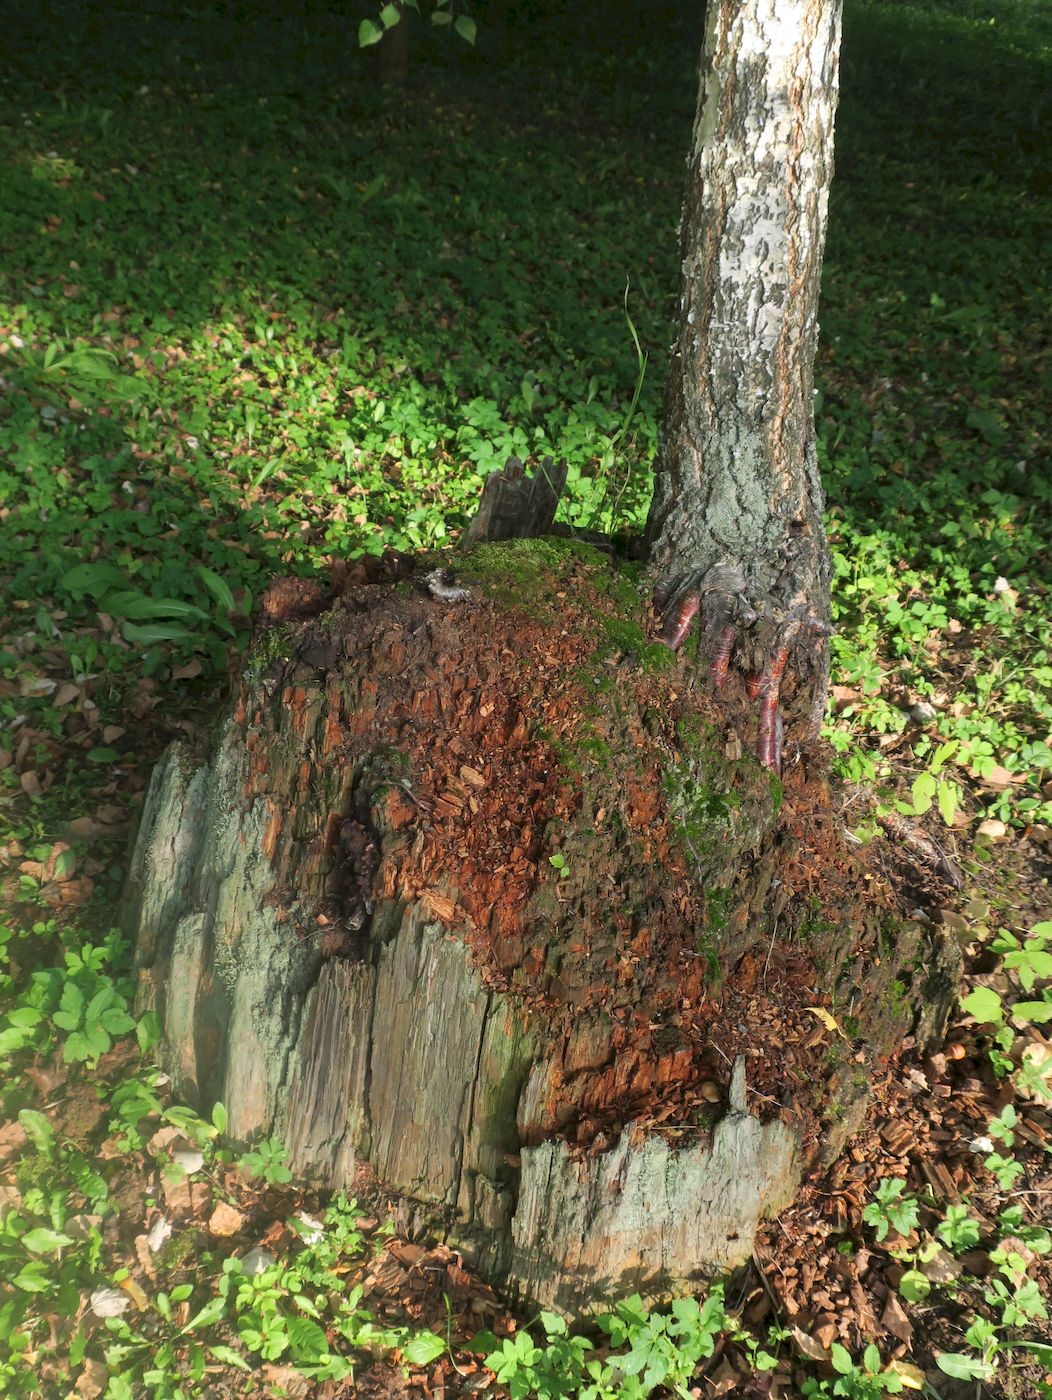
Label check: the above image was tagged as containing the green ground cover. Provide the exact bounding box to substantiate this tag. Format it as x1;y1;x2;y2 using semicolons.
0;0;1049;1394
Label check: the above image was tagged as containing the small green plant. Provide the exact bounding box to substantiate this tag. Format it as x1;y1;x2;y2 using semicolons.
961;919;1052;1097
237;1137;294;1186
481;1288;728;1400
937;1315;1052;1388
935;1203;981;1253
861;1179;920;1242
0;929;150;1069
933;1206;1051;1390
801;1342;904;1397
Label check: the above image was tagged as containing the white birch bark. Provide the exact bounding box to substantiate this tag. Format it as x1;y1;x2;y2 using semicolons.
647;0;842;702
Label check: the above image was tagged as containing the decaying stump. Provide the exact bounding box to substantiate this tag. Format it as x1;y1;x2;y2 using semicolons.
124;537;958;1312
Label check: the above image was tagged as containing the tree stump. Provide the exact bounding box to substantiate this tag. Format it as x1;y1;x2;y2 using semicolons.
123;538;958;1313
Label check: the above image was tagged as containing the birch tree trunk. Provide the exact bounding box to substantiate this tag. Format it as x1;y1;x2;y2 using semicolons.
647;0;842;766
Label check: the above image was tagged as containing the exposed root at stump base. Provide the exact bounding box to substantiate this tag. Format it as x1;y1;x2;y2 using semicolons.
653;562;832;775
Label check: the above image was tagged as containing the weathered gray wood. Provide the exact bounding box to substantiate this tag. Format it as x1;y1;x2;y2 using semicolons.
505;1059;798;1312
125;740;802;1312
461;456;568;548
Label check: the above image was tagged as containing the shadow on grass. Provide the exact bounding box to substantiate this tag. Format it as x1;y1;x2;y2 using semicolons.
0;0;1047;610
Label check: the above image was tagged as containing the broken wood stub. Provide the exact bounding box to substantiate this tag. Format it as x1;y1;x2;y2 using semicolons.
460;456;568;549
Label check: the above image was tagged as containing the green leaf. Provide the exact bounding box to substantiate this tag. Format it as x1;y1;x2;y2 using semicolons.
937;780;957;826
211;1101;228;1135
911;771;936;814
7;1007;43;1028
961;986;1004;1024
358;17;383;46
402;1332;447;1365
0;1028;33;1055
936;1353;995;1380
53;848;77;879
898;1269;931;1302
287;1314;329;1361
379;3;401;27
1006;1341;1052;1365
136;1010;161;1053
121;621;196;645
18;1109;55;1153
21;1227;74;1253
100;1009;137;1036
86;747;121;763
454;15;477;43
432;10;453;24
184;1295;227;1333
208;1344;251;1370
466;1329;500;1354
86;986;117;1022
59;562;128;601
104;591;208;621
195;566;235;613
830;1342;854;1374
1014;1000;1052;1024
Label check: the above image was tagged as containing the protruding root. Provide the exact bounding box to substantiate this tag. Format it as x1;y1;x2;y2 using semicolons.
755;642;791;773
709;626;736;689
655;569;831;775
659;591;701;650
751;608;832;773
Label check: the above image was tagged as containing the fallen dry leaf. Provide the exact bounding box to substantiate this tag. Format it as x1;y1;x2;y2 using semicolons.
885;1360;925;1390
208;1200;246;1237
65;1213;104;1241
0;1120;28;1162
1019;1040;1052;1100
54;682;81;707
172;1146;205;1175
90;1287;131;1318
75;1358;109;1398
119;1276;149;1311
984;765;1021;789
881;1290;913;1343
805;1007;848;1039
161;1172;193;1214
147;1215;173;1252
134;1233;157;1279
919;1246;963;1284
260;1364;311;1398
789;1325;830;1362
40;875;94;907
